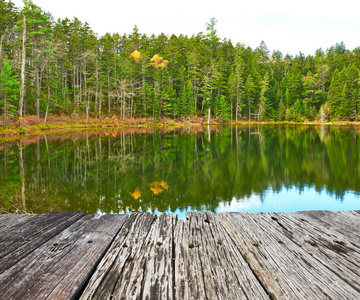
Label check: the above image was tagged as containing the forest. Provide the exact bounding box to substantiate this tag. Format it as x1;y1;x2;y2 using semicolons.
1;0;360;125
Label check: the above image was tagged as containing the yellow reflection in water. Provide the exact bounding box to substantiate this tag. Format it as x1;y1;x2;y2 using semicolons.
150;181;168;195
130;187;141;200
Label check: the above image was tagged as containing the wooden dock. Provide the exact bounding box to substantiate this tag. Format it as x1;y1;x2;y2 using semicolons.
0;210;359;299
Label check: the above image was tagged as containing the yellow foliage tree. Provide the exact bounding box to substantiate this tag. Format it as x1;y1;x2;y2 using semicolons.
129;50;141;63
150;54;168;69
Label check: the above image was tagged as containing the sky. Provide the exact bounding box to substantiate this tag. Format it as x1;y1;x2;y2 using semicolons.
9;0;360;56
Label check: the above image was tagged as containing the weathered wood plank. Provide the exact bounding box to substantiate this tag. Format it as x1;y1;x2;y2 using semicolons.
0;211;85;273
174;211;269;300
113;213;175;300
338;210;360;221
0;214;36;232
266;212;360;292
0;214;127;300
80;213;158;300
298;210;360;247
218;212;360;299
137;213;174;300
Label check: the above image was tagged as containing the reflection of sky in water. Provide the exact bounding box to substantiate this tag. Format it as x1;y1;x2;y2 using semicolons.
99;186;360;220
216;186;360;215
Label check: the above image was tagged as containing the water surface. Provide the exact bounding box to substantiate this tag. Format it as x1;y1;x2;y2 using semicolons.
1;125;360;217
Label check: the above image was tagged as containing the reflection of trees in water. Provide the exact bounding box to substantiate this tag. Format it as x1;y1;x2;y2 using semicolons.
0;125;359;214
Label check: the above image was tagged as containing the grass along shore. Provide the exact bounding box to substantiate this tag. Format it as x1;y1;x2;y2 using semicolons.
1;114;360;138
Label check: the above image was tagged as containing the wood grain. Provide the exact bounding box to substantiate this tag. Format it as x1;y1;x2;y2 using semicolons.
80;212;158;300
0;214;127;300
0;211;85;273
217;212;360;299
174;211;269;300
298;210;360;247
0;214;35;231
267;212;360;292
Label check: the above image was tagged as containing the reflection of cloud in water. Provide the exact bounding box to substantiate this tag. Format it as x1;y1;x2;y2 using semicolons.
216;196;262;213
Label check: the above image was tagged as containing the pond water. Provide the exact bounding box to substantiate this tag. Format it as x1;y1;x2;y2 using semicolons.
1;125;360;218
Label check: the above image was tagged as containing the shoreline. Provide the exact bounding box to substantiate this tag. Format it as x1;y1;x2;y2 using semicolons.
1;115;360;138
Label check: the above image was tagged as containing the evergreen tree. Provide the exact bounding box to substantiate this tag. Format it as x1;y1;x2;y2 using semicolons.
160;85;176;118
259;72;273;120
218;95;231;121
293;99;304;121
328;69;344;120
205;18;220;55
0;60;21;125
245;74;255;120
278;99;286;121
186;80;196;117
344;64;359;119
339;82;352;120
0;0;17;63
19;0;54;119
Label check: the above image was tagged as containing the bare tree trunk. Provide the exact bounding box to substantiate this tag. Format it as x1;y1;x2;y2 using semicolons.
4;95;7;126
108;71;110;114
19;15;26;124
36;66;40;119
142;70;146;117
194;87;198;112
207;106;211;125
236;80;239;122
99;94;102;119
95;57;98;115
79;65;82;105
86;89;90;123
73;66;76;107
131;86;134;118
0;26;9;63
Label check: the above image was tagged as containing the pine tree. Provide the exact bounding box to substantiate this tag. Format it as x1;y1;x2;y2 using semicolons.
259;72;272;121
344;64;359;119
160;85;176;118
245;74;255;120
339;82;352;120
205;18;220;55
179;85;188;117
278;99;286;121
16;1;54;119
186;80;196;117
228;55;245;121
218;95;231;121
328;69;344;120
0;60;21;125
293;99;303;121
0;0;17;63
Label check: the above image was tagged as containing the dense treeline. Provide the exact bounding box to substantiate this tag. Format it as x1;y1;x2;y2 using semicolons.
1;0;360;124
